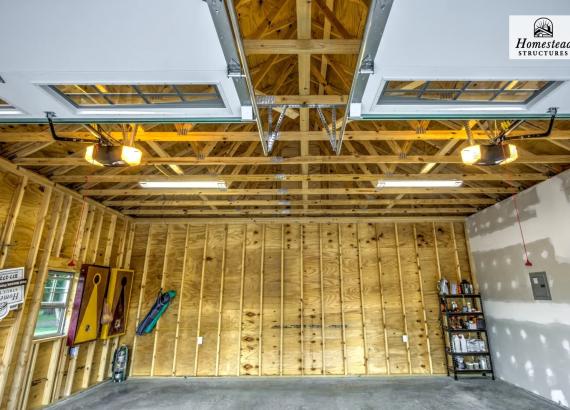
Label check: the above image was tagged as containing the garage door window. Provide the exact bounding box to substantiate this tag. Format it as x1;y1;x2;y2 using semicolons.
48;84;225;109
378;80;557;104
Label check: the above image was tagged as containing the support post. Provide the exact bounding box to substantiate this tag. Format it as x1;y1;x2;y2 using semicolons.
193;225;209;376
0;184;52;402
394;223;412;374
7;192;64;410
172;225;191;376
236;225;247;376
0;175;28;268
215;225;228;376
337;225;348;375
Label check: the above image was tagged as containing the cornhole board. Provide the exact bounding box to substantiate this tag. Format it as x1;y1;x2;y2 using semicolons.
67;264;110;346
100;268;134;339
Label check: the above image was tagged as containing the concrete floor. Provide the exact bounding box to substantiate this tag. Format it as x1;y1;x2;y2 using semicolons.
48;377;562;410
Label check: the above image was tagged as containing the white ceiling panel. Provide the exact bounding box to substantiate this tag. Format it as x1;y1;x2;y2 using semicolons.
350;0;570;119
0;0;254;122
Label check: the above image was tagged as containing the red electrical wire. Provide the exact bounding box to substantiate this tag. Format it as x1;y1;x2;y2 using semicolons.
513;195;533;267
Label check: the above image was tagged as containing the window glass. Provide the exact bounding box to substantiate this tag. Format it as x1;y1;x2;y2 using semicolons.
49;84;225;108
379;80;556;104
34;271;73;339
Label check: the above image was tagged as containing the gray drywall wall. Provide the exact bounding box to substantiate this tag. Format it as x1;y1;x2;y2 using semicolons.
467;168;570;408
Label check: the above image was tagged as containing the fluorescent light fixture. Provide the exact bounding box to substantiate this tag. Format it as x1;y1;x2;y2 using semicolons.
377;180;463;188
139;181;227;189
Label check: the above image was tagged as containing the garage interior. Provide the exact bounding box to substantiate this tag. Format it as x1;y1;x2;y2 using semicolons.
0;0;569;409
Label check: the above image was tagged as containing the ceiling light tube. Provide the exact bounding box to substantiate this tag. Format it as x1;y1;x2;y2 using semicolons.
139;181;227;189
376;180;463;188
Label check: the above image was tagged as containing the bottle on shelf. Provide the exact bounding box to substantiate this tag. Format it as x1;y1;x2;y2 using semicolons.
438;278;449;295
450;282;458;295
452;335;461;352
459;335;467;352
451;300;458;312
461;280;473;295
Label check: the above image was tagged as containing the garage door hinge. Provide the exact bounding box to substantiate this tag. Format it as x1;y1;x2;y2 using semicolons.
227;59;244;78
359;55;374;75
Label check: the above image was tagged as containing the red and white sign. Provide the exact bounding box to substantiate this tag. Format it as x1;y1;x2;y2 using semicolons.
0;267;26;320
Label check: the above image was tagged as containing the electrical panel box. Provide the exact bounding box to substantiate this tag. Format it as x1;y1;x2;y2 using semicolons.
529;272;551;301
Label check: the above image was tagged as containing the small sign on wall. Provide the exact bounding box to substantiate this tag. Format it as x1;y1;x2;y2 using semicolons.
0;267;27;320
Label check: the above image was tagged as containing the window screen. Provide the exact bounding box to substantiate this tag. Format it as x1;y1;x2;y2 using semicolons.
378;80;556;104
48;84;225;108
34;271;74;339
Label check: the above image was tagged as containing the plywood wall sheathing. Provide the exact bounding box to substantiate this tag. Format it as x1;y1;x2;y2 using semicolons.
125;220;471;378
0;155;478;409
0;163;131;409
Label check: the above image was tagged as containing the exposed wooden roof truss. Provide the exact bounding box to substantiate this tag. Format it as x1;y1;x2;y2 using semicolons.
1;0;569;221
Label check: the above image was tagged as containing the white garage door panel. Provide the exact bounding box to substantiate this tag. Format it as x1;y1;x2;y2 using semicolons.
357;0;570;119
0;0;247;121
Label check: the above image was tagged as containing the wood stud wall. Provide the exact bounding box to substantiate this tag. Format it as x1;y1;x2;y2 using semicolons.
0;163;132;409
127;220;473;378
0;159;477;409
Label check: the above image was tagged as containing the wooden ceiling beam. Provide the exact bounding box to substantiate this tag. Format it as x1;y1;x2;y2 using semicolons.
145;140;217;210
249;0;294;38
243;39;361;54
271;95;347;104
145;141;184;175
134;216;467;224
343;140;387;179
80;187;518;197
296;0;312;210
17;154;570;167
4;129;570;143
122;207;476;216
255;17;296;38
314;0;353;39
12;142;54;159
317;0;334;98
52;173;545;183
103;198;497;207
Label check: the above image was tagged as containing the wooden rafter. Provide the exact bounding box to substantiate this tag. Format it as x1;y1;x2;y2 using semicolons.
79;187;518;197
0;0;569;222
15;154;570;167
51;173;546;183
4;129;569;143
103;198;497;207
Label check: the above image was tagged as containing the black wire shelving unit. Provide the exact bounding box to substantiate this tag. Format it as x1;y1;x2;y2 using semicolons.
439;294;495;380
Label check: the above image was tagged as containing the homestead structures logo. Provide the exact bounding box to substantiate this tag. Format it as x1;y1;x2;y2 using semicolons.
0;267;26;321
509;15;570;59
534;18;553;38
